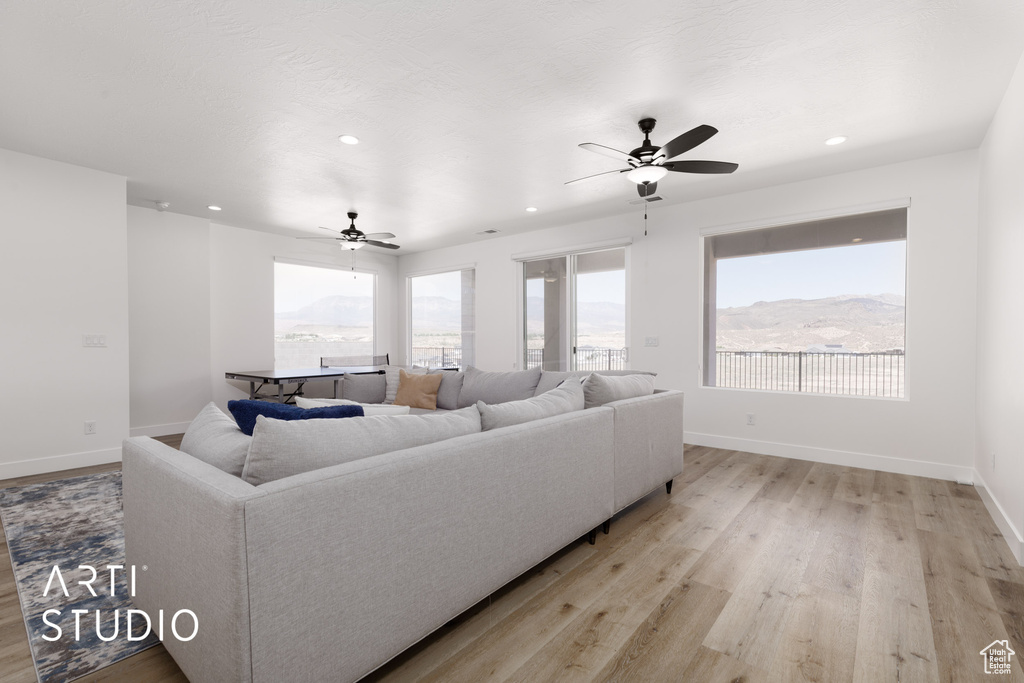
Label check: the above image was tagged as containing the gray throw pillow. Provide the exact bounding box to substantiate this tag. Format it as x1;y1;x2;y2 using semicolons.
534;370;589;396
241;406;482;485
582;373;656;409
477;377;584;431
428;369;464;410
457;366;542;408
341;373;387;404
179;402;251;477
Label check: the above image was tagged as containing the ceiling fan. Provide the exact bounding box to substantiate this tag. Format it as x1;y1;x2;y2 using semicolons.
567;118;738;197
300;211;400;250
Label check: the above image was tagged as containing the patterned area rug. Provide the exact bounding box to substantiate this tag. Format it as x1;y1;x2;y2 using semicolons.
0;471;159;683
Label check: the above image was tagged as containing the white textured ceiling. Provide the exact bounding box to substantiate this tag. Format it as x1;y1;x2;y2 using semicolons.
2;1;1023;253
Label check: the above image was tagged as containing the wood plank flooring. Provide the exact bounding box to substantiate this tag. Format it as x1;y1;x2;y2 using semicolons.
0;443;1021;682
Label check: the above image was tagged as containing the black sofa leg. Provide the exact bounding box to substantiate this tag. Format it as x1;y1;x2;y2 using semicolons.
666;479;673;495
587;529;597;545
602;519;610;534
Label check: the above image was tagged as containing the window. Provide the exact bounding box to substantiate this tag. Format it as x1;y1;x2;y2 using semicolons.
274;260;375;369
521;247;627;371
703;207;907;397
408;268;475;368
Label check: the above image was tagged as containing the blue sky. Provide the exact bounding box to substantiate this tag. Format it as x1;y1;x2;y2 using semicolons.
716;241;906;308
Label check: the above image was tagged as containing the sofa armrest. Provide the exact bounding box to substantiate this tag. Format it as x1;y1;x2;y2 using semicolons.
122;437;265;683
607;389;684;512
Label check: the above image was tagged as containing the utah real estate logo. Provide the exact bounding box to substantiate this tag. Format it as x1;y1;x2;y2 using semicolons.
980;640;1015;675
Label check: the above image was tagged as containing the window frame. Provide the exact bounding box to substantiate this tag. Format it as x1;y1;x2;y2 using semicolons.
698;200;911;400
514;239;632;372
405;263;477;368
273;256;378;369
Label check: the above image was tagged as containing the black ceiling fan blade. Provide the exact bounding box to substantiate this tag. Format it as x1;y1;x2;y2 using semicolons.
664;160;738;174
579;143;640;164
318;226;341;233
654;125;719;162
365;240;400;250
637;181;658;197
363;232;396;240
297;236;343;241
565;167;631;185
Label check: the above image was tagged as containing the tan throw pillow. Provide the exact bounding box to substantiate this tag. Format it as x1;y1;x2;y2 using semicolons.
394;369;443;410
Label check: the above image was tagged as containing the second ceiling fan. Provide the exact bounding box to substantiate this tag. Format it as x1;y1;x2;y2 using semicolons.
567;118;738;197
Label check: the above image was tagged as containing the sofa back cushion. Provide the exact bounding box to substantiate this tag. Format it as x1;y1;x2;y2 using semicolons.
179;402;252;477
241;406;482;485
457;366;542;408
341;373;387;404
227;400;364;436
428;369;464;410
582;373;656;409
477;377;584;431
295;396;411;415
535;370;658;396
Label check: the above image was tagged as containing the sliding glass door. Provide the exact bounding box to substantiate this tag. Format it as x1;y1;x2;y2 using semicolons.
522;247;626;371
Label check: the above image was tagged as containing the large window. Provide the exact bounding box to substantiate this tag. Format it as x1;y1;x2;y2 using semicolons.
521;247;627;371
274;260;375;369
408;268;475;368
703;207;907;397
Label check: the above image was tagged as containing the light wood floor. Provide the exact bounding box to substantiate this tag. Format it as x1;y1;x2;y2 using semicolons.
1;443;1022;682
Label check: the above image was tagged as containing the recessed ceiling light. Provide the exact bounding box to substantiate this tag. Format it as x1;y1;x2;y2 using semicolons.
825;136;848;146
338;135;359;145
525;207;538;212
207;205;222;211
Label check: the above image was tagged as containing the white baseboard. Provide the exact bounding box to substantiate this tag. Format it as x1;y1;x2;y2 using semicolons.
684;431;975;483
0;447;122;483
130;421;191;438
973;470;1024;566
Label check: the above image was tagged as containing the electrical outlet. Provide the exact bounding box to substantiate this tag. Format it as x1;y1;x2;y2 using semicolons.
746;413;756;426
84;421;97;435
644;337;659;347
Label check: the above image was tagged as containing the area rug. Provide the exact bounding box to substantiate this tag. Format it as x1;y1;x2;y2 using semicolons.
0;471;159;683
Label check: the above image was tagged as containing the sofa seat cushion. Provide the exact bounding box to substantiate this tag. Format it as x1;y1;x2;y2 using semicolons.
179;402;251;477
295;396;411;416
477;377;584;431
227;399;364;436
457;366;542;408
582;373;656;409
394;370;443;410
241;406;482;485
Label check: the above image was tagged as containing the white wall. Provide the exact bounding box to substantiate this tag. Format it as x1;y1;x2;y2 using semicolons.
127;205;212;436
0;148;129;479
399;150;979;481
210;223;399;409
976;49;1024;562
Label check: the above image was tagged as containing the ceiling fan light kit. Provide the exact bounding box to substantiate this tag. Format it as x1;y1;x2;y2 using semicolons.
568;117;738;197
296;211;400;250
626;165;667;184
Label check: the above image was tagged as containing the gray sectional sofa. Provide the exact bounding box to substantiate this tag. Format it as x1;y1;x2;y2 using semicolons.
122;367;683;683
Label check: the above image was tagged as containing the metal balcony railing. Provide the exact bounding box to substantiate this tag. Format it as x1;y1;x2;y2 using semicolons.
714;350;905;398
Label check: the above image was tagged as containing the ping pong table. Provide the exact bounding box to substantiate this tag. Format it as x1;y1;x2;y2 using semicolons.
224;366;386;403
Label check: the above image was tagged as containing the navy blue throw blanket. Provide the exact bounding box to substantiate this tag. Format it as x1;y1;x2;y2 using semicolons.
227;400;364;436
